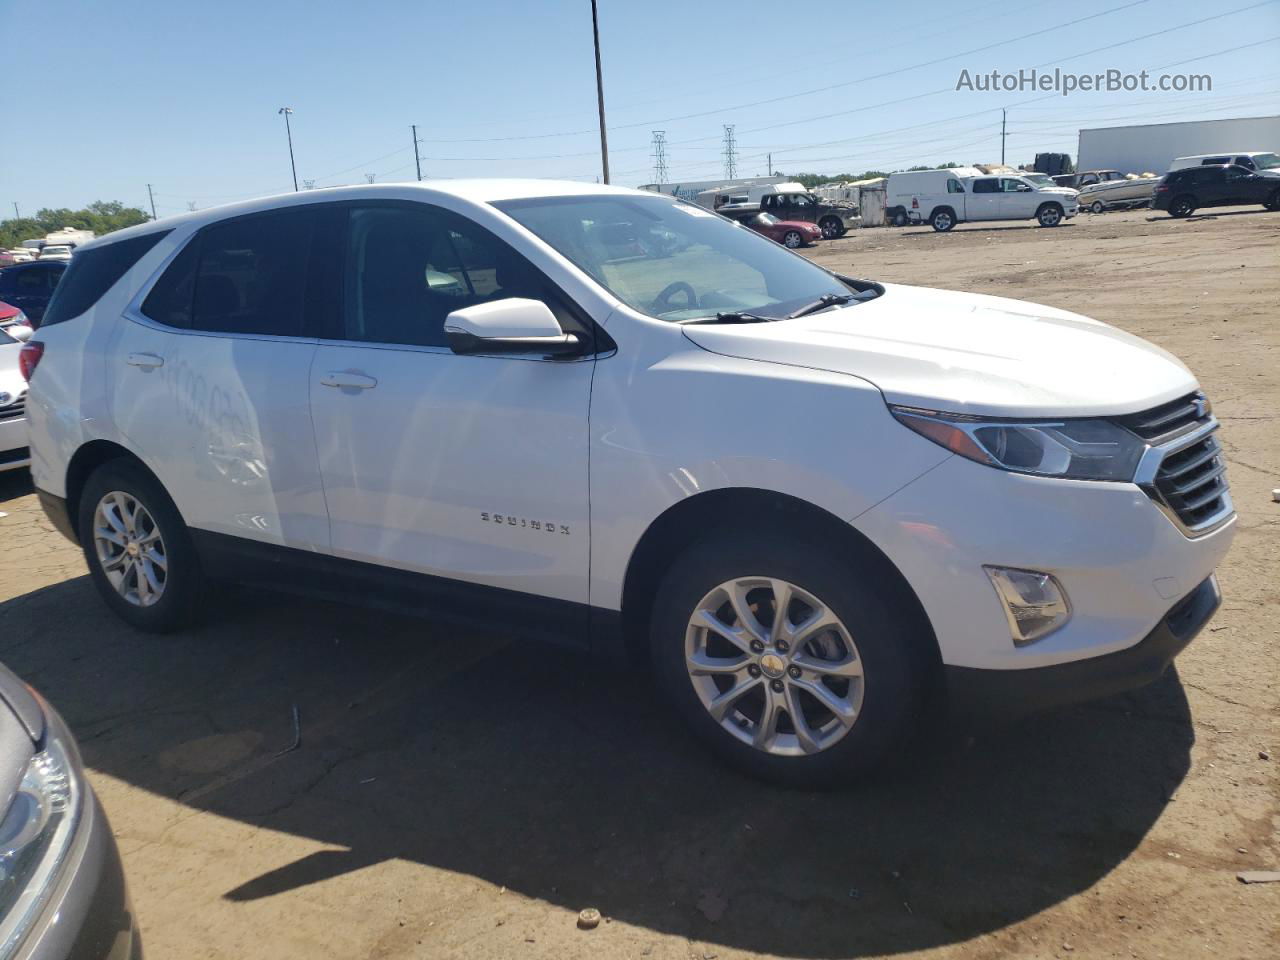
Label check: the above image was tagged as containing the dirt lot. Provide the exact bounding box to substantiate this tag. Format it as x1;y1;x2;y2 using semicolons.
0;206;1276;960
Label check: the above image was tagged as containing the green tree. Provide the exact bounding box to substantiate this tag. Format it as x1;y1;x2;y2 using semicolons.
0;202;151;251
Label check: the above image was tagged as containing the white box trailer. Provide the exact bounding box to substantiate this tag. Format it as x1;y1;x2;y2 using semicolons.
1077;115;1280;176
639;175;788;204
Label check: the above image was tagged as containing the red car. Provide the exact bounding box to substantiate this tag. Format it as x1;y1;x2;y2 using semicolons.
726;210;822;248
0;300;34;342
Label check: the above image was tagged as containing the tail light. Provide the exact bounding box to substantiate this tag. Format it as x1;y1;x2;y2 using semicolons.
18;341;44;382
911;198;919;208
1156;184;1170;192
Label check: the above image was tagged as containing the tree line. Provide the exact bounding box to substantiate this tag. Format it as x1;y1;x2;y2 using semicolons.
0;201;151;250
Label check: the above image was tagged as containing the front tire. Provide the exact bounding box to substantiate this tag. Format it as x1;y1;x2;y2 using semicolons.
650;529;925;787
1089;199;1106;214
1169;195;1196;218
819;217;844;239
1036;203;1064;227
782;230;804;249
78;459;205;632
930;208;955;232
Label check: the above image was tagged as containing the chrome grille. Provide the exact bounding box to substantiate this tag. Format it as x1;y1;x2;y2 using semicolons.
1125;392;1233;536
0;395;24;422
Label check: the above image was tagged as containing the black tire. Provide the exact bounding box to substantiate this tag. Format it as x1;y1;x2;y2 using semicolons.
1036;203;1064;227
1169;195;1196;218
649;528;926;787
782;230;804;249
1089;199;1106;214
1264;189;1280;211
930;208;955;232
78;459;205;632
892;211;908;227
818;216;844;239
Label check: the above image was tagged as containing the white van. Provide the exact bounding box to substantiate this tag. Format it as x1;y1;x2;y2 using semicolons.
886;168;1079;231
1168;152;1280;176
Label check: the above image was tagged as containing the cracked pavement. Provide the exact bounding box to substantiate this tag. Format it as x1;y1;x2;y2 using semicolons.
0;205;1277;959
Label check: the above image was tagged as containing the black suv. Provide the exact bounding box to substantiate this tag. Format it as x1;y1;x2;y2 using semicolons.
1153;164;1280;218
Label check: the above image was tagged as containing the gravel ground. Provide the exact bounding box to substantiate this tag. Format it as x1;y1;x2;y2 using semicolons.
0;204;1276;960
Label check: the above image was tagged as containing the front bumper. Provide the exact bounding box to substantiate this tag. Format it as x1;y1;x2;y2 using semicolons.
853;452;1236;672
946;573;1220;716
0;416;29;472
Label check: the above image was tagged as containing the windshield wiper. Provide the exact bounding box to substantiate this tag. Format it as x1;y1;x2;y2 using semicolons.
787;293;857;319
681;311;776;325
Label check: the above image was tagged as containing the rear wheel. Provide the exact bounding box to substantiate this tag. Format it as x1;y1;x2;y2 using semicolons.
930;208;955;232
1036;203;1064;227
1264;189;1280;211
78;460;205;632
819;216;844;239
650;529;925;787
782;230;804;248
1169;195;1196;218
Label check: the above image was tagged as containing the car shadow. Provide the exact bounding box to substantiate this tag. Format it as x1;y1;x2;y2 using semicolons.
1146;207;1274;222
899;222;1078;237
0;577;1194;958
0;469;33;505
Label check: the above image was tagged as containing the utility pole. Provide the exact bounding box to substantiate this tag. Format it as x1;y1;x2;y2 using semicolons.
11;202;18;219
146;184;157;220
1001;108;1007;166
589;0;610;184
722;125;738;180
279;107;299;192
651;131;668;185
412;124;423;181
767;153;772;176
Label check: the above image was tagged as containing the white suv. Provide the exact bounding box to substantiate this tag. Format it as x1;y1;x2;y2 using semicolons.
21;181;1234;785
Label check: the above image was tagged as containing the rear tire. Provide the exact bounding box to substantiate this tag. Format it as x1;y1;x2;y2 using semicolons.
1036;203;1064;227
1264;189;1280;211
930;208;955;232
1169;195;1196;218
78;459;205;633
649;528;925;787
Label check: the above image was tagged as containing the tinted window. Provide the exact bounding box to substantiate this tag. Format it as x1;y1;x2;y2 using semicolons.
1224;166;1250;181
946;179;965;193
1234;156;1254;168
40;231;171;327
972;179;998;194
141;236;201;328
1200;157;1229;165
341;204;581;348
189;209;314;336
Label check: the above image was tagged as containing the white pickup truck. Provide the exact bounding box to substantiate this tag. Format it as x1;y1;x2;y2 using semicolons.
887;168;1080;231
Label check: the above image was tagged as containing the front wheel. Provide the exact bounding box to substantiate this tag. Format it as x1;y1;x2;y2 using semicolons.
819;217;844;239
78;459;205;632
1036;203;1064;227
650;530;925;786
782;230;804;248
1089;199;1106;214
930;209;955;232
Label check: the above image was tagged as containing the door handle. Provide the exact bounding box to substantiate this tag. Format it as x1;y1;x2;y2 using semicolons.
126;352;164;369
320;371;377;390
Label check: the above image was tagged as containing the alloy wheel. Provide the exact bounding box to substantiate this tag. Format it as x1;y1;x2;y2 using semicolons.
684;577;865;757
783;231;803;248
821;219;840;239
93;491;168;607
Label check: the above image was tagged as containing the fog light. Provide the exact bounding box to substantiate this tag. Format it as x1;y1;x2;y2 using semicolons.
984;566;1071;646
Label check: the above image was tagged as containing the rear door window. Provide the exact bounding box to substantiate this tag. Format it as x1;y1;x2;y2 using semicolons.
972;179;998;194
40;230;171;327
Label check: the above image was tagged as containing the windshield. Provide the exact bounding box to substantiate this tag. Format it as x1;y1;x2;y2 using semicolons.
1020;173;1053;186
1253;152;1280;170
493;195;853;322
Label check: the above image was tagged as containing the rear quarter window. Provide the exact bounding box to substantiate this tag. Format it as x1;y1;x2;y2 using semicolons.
40;231;172;327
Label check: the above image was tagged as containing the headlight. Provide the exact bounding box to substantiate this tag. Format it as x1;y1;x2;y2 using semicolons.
0;737;82;958
891;406;1145;481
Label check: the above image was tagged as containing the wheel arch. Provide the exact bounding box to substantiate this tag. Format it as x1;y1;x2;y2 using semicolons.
618;487;942;676
64;440;171;539
927;205;957;222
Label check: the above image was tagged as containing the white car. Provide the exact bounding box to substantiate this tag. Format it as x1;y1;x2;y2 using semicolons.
1168;151;1280;176
0;326;30;471
887;168;1079;231
37;245;73;261
21;181;1233;785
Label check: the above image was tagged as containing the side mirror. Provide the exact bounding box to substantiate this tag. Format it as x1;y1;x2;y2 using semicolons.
444;298;584;358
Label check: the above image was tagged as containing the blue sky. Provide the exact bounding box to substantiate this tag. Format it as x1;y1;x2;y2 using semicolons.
2;0;1277;217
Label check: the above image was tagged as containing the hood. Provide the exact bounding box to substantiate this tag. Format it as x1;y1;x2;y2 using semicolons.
777;220;821;231
681;283;1197;418
1039;186;1080;198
